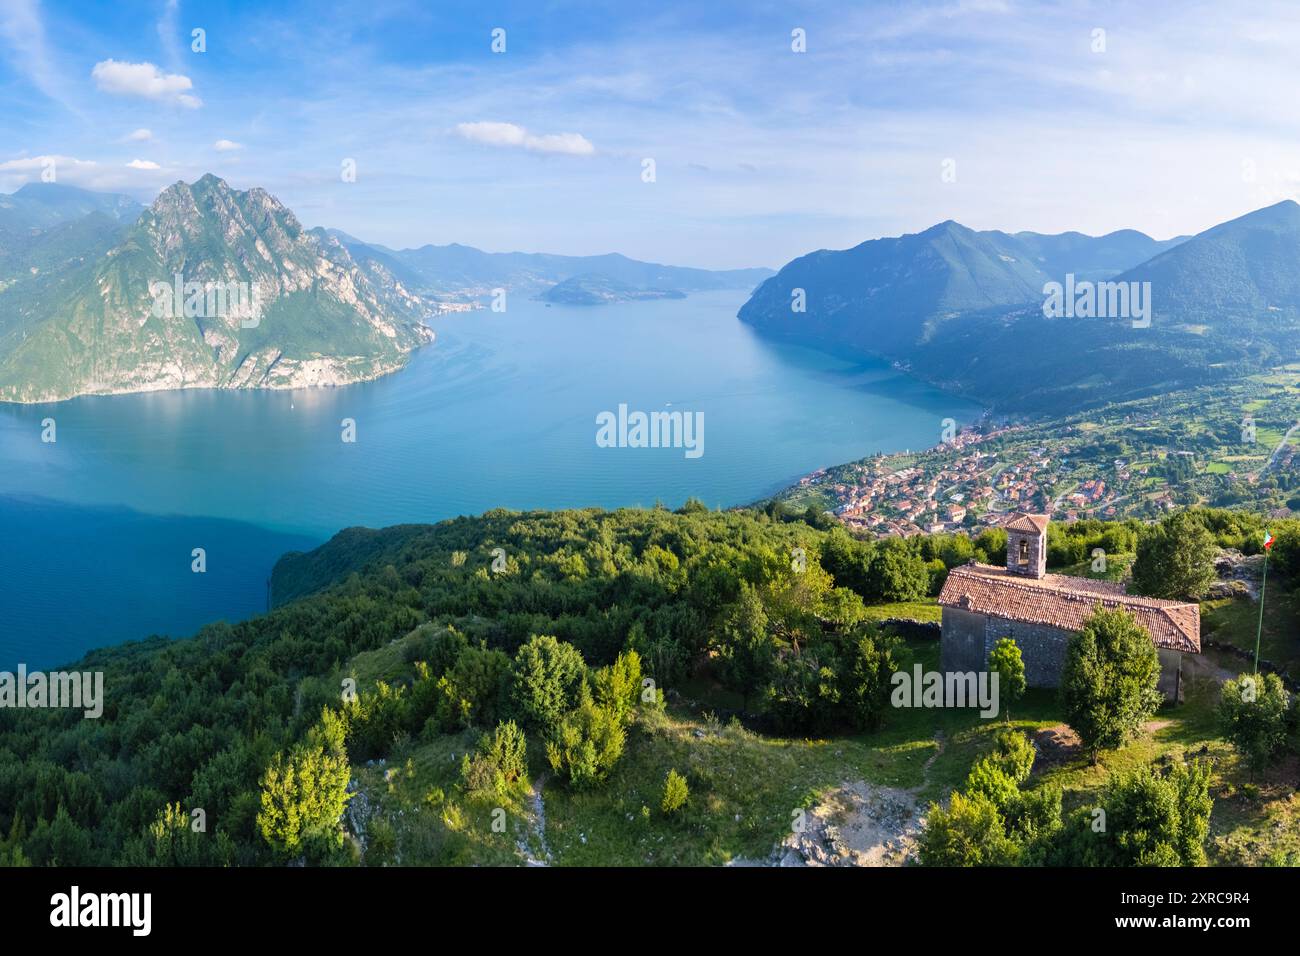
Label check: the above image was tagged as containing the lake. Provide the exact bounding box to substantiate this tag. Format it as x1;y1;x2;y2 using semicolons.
0;290;979;667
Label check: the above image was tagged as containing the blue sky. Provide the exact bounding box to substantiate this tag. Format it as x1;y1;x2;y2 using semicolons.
1;0;1298;269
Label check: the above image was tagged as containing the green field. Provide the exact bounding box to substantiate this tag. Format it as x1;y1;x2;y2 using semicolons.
862;598;942;623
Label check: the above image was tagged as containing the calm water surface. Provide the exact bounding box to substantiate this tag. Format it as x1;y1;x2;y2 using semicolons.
0;291;979;665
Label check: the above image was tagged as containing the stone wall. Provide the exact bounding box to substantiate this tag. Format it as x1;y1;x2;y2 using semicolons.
982;616;1073;686
941;608;1183;701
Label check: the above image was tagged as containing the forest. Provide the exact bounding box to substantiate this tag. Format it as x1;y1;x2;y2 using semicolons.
1;502;1296;866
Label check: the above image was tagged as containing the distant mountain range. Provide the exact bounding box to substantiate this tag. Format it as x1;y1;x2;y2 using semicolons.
738;202;1300;412
0;182;142;233
328;231;772;299
0;178;770;402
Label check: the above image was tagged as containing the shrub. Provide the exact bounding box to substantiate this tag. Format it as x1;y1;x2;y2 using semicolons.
256;741;351;858
1052;760;1214;866
1218;672;1293;774
545;690;626;789
592;649;644;727
661;769;689;815
511;635;587;736
461;720;528;797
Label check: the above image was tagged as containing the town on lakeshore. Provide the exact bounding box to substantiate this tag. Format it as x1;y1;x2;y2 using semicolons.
781;369;1300;540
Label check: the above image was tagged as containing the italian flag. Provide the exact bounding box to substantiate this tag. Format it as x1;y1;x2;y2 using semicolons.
1264;530;1275;551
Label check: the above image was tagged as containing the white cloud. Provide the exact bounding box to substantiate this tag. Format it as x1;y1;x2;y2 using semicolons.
0;154;95;176
156;0;181;66
213;139;243;152
91;59;201;108
0;0;73;108
125;128;153;142
455;121;594;156
0;153;175;193
456;121;526;147
521;132;595;156
0;154;96;190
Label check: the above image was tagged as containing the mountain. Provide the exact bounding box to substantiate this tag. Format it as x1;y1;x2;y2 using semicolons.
1116;200;1300;322
538;273;686;305
0;211;129;284
0;184;142;293
1007;228;1187;283
0;175;434;403
332;234;773;299
739;220;1052;358
0;182;142;232
737;208;1300;412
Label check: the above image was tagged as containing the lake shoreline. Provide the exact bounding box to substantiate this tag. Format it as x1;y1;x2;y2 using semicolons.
1;292;983;663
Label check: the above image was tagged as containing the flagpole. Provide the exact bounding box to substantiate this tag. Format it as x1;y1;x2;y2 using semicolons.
1253;548;1269;675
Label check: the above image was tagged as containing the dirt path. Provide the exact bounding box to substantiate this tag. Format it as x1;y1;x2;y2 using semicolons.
516;774;552;866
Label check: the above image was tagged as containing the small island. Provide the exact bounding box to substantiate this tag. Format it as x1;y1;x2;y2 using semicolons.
538;272;687;306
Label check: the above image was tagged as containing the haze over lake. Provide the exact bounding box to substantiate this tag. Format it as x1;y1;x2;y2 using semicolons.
0;291;979;666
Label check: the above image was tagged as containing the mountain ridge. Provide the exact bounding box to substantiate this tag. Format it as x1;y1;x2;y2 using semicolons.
0;175;434;403
332;232;773;299
738;202;1300;412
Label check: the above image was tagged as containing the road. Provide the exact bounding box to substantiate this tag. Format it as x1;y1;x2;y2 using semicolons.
1258;420;1300;477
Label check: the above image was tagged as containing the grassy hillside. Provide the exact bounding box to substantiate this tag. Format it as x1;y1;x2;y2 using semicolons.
2;504;1297;867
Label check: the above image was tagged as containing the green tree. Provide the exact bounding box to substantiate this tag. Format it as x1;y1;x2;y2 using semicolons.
819;529;874;596
864;541;929;602
1130;511;1217;600
461;720;528;796
593;649;644;727
256;716;352;858
1054;760;1213;866
918;790;1020;866
1059;607;1163;761
1218;672;1292;775
839;626;901;731
661;769;689;815
760;560;837;649
511;635;587;736
715;585;776;709
545;688;626;789
988;637;1026;720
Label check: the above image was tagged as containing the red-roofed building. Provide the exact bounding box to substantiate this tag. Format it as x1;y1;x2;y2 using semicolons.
937;512;1198;701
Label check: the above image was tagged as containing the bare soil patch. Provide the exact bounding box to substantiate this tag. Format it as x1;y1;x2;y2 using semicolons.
1032;724;1082;769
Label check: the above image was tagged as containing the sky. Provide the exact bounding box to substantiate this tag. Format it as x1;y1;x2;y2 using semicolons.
0;0;1298;270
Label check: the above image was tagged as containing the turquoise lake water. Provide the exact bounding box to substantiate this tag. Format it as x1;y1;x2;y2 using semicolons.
0;290;980;667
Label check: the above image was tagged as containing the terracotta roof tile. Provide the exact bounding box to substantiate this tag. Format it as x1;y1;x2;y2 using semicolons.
937;563;1200;654
1004;512;1050;534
